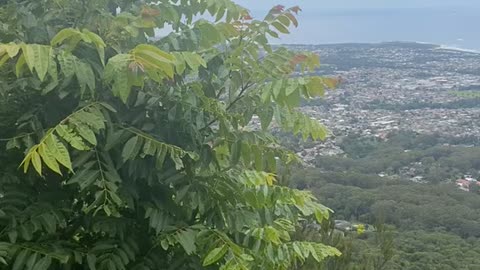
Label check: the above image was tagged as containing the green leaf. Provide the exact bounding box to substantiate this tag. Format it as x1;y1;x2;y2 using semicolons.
22;44;51;81
82;29;106;65
75;61;96;96
39;214;56;234
272;80;283;99
292;243;304;260
99;102;117;112
109;191;122;206
285;13;298;27
19;225;32;240
259;107;274;131
160;239;169;250
57;51;76;79
25;252;38;270
0;54;9;67
12;249;29;270
15;53;26;77
47;53;58;80
132;44;174;63
4;43;21;57
253;146;263;171
230;140;242;166
156;144;168;168
277;15;291;27
265;226;280;244
48;134;73;172
308;243;320;262
83;29;106;47
68;170;98;190
285;80;297;96
55;124;89;150
271;22;289;34
114;71;131;103
38;143;62;175
104;54;132;103
173;53;186;74
32;257;51;270
215;7;226;22
197;21;222;48
170;150;184;170
42;80;59;95
176;229;197;255
31;151;42;175
76;124;97;145
203;244;228;266
141;138;155;156
122;136;139;161
306;77;325;97
182;52;206;71
51;28;81;46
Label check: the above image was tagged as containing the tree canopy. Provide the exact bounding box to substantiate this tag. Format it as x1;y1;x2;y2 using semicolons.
287;131;480;269
0;0;340;269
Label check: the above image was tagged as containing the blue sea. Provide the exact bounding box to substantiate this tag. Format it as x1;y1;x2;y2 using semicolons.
266;7;480;51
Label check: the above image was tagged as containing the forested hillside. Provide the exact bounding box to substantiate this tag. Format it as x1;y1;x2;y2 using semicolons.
288;132;480;269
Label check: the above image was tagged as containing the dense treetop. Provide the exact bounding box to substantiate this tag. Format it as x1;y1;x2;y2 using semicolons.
288;132;480;269
0;0;340;269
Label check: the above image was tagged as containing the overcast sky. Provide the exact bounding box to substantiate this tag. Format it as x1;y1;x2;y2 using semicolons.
235;0;479;11
233;0;480;49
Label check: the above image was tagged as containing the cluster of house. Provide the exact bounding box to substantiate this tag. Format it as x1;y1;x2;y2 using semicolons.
334;220;372;234
283;43;480;173
455;175;480;192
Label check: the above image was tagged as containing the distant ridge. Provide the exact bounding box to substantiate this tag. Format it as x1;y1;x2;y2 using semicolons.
279;41;438;48
279;41;480;54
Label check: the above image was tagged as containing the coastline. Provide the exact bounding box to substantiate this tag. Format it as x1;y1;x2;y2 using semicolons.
276;41;480;54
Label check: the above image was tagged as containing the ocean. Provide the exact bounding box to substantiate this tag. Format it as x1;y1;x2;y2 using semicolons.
266;7;480;51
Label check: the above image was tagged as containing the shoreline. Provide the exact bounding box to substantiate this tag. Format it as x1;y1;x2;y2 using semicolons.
275;41;480;54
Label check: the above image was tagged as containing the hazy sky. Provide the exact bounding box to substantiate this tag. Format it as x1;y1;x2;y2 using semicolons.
234;0;480;50
235;0;479;10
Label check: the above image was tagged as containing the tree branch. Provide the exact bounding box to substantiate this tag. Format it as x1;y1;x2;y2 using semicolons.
199;81;254;132
226;81;254;111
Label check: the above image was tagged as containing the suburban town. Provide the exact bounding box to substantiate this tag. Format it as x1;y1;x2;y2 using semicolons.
291;43;480;153
286;42;480;190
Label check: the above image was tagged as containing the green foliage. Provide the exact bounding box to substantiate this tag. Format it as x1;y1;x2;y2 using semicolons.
311;132;480;183
288;132;480;269
0;1;339;269
19;103;108;175
292;218;395;270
